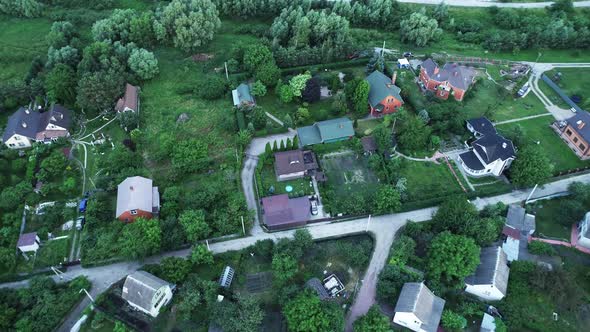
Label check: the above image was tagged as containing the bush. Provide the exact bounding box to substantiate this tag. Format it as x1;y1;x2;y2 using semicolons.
197;75;228;100
528;241;557;256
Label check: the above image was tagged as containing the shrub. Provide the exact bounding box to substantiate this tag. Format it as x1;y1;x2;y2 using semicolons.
528;241;557;256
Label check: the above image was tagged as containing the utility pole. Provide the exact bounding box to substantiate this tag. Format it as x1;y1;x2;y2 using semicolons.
224;61;229;80
525;184;539;204
206;239;210;251
381;40;385;57
241;216;246;235
51;266;66;280
365;215;372;233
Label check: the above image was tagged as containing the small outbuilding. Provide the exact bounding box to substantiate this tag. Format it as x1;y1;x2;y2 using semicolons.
219;266;235;288
232;83;255;107
115;83;140;113
122;271;173;318
397;58;410;69
17;232;40;253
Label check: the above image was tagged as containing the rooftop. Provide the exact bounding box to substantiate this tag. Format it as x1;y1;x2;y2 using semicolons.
366;70;403;108
395;282;445;332
465;247;510;296
17;232;38;247
261;194;311;228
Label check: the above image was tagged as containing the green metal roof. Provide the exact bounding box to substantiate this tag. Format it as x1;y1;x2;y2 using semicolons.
366;70;403;108
297;117;354;146
232;83;254;106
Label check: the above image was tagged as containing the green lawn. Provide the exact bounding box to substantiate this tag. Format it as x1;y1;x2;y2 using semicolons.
0;15;52;81
526;198;573;240
398;159;466;203
257;162;314;198
355;118;382;135
545;68;590;110
36;238;70;268
538;78;570;109
496;117;590;174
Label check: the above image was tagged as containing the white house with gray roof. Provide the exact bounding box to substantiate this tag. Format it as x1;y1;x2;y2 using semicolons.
3;104;72;149
576;212;590;249
393;282;445;332
458;117;516;177
465;247;510;301
122;271;173;317
116;176;160;222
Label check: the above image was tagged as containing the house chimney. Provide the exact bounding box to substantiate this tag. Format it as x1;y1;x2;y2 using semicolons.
392;71;397;85
21;122;27;128
579;121;586;130
24;108;30;114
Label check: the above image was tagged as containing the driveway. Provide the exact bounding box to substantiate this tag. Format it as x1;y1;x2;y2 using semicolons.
242;132;296;235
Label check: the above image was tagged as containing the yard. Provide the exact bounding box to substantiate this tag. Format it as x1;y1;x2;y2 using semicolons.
527;198;576;240
544;67;590;110
257;162;315;198
496;117;590;174
398;159;466;205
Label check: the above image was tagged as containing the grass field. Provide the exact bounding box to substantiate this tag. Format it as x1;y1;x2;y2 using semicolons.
538;78;570;109
496;117;589;174
545;68;590;110
527;198;573;240
398;159;466;202
258;163;314;198
321;152;379;188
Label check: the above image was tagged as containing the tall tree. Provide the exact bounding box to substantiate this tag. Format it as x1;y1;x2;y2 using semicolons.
374;185;402;214
45;64;77;105
179;209;211;242
119;217;162;259
283;291;344;332
400;11;442;47
353;305;392;332
128;48;159;80
159;0;221;52
76;70;124;112
353;80;370;117
211;294;265;332
509;144;553;187
427;232;480;286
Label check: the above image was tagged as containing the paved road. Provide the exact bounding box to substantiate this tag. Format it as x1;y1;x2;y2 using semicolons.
242;132;296;235
396;0;590;8
2;172;589;331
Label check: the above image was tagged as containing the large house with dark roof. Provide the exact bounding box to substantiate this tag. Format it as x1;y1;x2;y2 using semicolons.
122;271;173;317
555;111;590;159
393;282;445;332
260;194;311;231
3;104;72;149
465;246;510;301
116;176;160;222
297;117;354;146
274;149;318;181
115;83;139;113
419;58;476;101
458;117;516;177
366;70;404;117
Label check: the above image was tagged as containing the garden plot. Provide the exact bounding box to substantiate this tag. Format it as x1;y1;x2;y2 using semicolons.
320;152;379;188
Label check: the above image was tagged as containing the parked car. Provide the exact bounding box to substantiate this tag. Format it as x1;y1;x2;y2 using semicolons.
78;198;88;213
75;216;85;230
403;52;413;58
310;200;319;215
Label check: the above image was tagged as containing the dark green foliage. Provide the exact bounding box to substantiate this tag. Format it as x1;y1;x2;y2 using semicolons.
427;232;480;287
528;241;557;256
509;144;553;187
0;276;90;331
376;265;421;304
172;139;209;174
119;217;162;259
283;291;344;332
210;294;265;332
353;305;392;332
374;184;402;214
441;310;467;331
179;209;211;242
388;235;416;266
76;69;124;112
302;77;321;103
197;75;228;100
0;0;42;18
190;244;214;265
176;275;218;320
150;257;191;284
46;64;76;105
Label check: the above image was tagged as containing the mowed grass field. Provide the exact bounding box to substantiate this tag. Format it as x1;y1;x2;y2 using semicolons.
545;68;590;110
496;117;590;174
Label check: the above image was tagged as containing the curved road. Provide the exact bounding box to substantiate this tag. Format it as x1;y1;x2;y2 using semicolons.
2;172;589;331
396;0;590;8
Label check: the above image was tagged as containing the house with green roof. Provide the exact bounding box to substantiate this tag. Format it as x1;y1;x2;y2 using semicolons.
366;70;404;117
297;117;354;146
232;83;255;107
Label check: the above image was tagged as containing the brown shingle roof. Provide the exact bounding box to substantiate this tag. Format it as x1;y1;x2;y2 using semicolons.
115;83;139;112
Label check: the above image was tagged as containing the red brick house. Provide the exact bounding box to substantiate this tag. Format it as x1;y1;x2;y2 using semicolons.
116;176;160;222
556;111;590;159
366;70;404;117
419;58;476;101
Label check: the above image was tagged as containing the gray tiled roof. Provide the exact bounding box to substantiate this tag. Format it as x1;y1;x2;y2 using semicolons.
422;58;476;90
122;271;170;313
395;282;445;332
465;247;510;297
506;204;535;234
467;117;496;136
2;104;72;142
261;194;311;228
566;111;590;144
366;70;403;108
17;232;38;247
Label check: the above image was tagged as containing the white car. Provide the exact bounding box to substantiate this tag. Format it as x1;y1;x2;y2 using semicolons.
310;200;319;215
75;216;85;231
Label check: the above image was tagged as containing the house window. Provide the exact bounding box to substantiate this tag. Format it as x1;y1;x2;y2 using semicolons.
566;129;572;136
8;143;15;147
130;209;138;215
18;143;25;147
574;137;579;143
580;143;586;151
